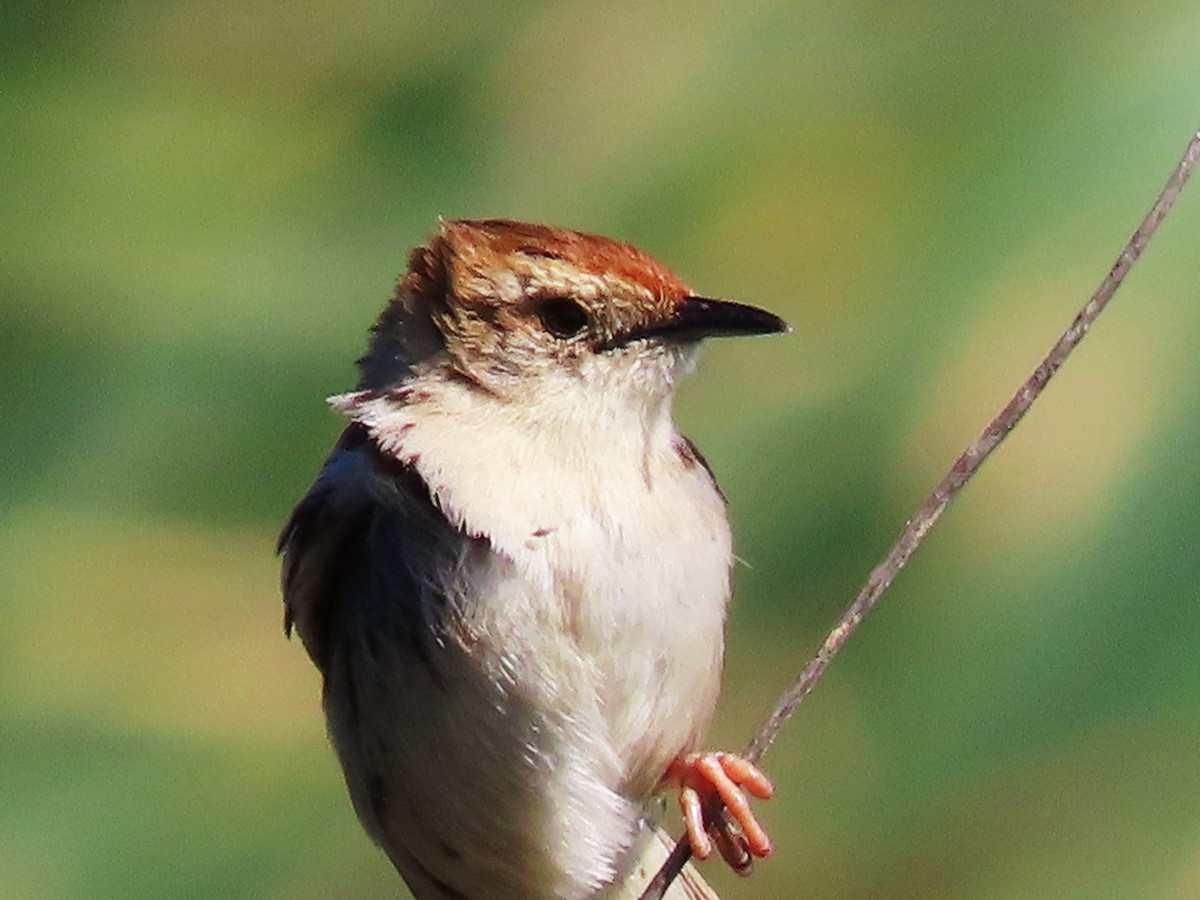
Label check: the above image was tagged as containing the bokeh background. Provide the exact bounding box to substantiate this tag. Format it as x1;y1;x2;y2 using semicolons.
4;2;1200;898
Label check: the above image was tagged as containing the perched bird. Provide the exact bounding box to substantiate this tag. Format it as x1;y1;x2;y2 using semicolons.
279;219;787;899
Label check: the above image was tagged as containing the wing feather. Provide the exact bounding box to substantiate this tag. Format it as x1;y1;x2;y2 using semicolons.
278;422;465;674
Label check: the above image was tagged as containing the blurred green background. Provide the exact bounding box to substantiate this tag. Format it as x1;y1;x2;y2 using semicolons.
3;2;1200;898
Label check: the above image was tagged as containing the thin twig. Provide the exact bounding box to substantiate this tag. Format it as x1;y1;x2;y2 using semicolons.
640;125;1200;900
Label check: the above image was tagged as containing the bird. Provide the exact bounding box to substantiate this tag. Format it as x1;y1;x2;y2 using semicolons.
279;218;787;899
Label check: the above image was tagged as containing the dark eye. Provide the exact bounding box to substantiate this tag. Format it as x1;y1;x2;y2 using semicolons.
537;297;590;339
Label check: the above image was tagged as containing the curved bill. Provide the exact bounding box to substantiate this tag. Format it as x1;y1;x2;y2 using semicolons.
602;296;789;350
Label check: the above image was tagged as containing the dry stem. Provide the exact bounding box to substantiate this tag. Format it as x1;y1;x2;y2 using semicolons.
640;125;1200;900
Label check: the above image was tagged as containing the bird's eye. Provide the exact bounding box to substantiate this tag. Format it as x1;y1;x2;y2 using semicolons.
536;297;590;339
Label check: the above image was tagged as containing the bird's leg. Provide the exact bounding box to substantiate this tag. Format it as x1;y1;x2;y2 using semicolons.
662;751;774;875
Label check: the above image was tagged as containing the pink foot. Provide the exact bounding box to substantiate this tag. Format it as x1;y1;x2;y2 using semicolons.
663;751;774;875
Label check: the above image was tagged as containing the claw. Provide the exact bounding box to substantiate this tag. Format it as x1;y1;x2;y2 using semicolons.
663;751;774;873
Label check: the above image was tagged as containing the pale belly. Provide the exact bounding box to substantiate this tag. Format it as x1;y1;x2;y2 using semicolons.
341;389;736;897
331;525;729;900
328;535;720;900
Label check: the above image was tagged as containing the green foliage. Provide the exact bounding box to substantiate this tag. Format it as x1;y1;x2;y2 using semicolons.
3;2;1200;897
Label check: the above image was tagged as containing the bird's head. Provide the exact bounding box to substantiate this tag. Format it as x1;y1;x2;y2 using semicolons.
355;218;787;416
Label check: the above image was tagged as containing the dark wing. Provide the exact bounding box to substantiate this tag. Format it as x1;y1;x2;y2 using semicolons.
675;432;726;504
278;424;504;895
277;423;469;676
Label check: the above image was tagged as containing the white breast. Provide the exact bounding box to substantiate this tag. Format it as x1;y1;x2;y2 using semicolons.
340;374;733;897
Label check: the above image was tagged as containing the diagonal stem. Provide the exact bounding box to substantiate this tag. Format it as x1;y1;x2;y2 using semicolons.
639;124;1200;900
